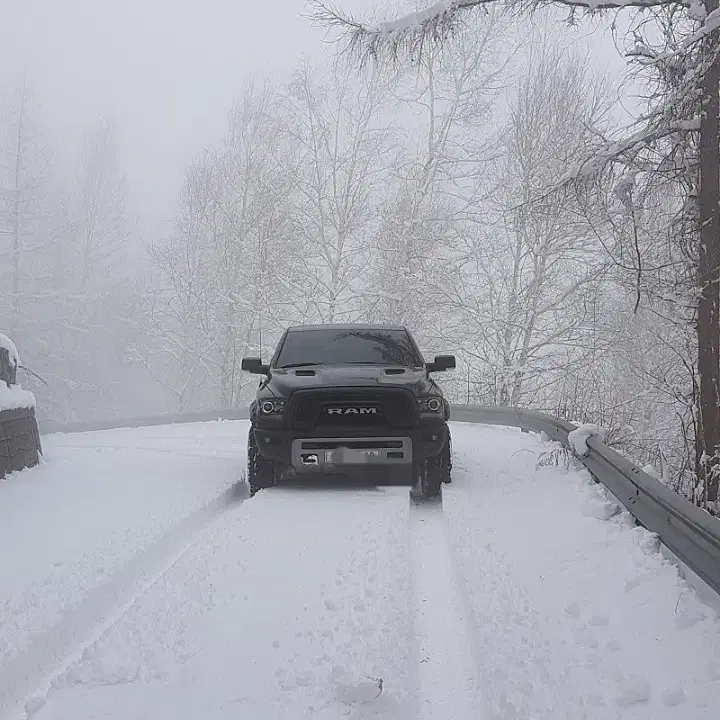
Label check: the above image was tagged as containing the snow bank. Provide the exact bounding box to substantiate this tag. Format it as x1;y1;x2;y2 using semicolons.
446;423;720;720
568;423;605;456
0;381;36;411
0;334;34;410
0;333;20;368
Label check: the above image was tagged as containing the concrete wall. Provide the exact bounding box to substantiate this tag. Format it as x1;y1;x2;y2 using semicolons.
0;407;42;479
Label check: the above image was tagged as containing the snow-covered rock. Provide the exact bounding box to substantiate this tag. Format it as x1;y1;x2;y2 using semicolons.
568;423;605;457
0;381;36;411
0;333;20;368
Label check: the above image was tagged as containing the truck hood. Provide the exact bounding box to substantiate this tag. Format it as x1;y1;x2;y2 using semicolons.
264;365;436;398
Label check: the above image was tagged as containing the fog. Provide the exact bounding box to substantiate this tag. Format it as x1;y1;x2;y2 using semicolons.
2;0;376;234
6;0;694;494
1;1;626;236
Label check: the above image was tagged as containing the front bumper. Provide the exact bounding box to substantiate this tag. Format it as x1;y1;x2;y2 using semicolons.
252;423;449;472
291;436;413;472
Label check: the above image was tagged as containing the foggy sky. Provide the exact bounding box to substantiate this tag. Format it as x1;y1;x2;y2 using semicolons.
1;0;626;245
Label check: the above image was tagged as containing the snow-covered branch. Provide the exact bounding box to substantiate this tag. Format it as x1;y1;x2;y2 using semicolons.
312;0;682;61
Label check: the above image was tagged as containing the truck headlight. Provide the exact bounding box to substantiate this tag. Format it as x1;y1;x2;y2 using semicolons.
418;396;443;413
260;399;286;415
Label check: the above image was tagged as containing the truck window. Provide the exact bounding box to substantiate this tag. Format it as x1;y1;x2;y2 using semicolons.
276;329;423;368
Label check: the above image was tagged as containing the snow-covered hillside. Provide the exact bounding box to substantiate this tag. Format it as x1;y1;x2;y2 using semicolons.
0;421;718;719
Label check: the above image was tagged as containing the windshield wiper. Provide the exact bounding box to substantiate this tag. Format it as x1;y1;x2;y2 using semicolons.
279;362;323;369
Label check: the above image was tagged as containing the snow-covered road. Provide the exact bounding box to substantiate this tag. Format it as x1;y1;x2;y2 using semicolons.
1;421;718;720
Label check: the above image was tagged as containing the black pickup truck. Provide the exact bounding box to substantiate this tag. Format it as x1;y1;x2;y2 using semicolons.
241;324;456;498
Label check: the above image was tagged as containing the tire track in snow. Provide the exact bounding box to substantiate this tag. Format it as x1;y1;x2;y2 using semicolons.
0;481;249;720
409;494;488;720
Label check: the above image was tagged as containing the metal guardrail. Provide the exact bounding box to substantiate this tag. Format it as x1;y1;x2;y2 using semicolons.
38;403;720;597
37;408;249;435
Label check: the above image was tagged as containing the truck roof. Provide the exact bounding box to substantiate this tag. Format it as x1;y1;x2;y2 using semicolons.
285;324;407;333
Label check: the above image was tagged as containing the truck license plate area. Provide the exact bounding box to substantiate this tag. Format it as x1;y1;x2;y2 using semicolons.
292;437;412;470
325;448;381;463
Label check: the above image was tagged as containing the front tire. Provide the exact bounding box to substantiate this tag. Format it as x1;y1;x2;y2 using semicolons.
247;427;280;496
435;432;452;483
413;433;451;499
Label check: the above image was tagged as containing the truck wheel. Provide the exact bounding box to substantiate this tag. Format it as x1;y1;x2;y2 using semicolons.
247;427;279;496
414;459;442;499
437;433;452;483
424;433;452;486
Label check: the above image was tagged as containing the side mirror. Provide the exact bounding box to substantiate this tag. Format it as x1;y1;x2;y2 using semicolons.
427;355;456;373
241;357;269;375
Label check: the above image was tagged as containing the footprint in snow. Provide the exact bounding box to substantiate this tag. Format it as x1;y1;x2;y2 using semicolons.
334;676;383;705
295;672;314;687
572;626;599;649
674;607;708;630
662;689;687;707
323;598;338;611
616;677;651;707
588;614;610;627
624;573;653;592
564;602;581;618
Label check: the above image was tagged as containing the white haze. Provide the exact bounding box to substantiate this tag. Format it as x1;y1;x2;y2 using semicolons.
1;0;377;238
9;0;692;493
0;0;626;238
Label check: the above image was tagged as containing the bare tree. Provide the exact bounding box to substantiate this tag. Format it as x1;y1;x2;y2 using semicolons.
368;14;510;340
74;116;131;292
146;80;295;408
437;36;612;405
315;0;720;511
280;60;395;323
0;77;51;336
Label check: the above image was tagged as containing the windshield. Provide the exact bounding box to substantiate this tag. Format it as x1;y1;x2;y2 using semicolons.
275;328;423;368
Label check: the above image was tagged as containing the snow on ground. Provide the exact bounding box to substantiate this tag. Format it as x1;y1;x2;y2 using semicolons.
445;424;720;719
0;420;718;720
0;421;246;718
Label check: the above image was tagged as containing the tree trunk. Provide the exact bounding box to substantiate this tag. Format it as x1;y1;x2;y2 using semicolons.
10;82;27;337
696;0;720;509
11;165;20;337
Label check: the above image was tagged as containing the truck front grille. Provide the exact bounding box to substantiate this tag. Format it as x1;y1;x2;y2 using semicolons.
289;389;415;430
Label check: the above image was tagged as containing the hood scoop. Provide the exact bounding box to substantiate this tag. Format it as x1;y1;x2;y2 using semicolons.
294;369;316;376
384;368;406;375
